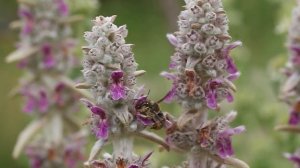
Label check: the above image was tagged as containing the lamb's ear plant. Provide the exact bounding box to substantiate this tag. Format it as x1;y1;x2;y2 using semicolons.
275;0;300;167
160;0;249;167
7;0;92;167
77;16;170;167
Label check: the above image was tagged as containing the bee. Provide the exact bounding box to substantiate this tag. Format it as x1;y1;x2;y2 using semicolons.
135;94;166;130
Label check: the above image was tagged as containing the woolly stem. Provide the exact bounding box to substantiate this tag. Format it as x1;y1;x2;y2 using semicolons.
112;135;134;161
187;109;208;167
188;151;208;168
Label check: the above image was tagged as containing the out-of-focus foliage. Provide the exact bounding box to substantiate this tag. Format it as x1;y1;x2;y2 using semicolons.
0;0;299;167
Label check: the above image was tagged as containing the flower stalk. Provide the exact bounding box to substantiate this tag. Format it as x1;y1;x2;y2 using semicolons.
162;0;248;167
276;1;300;167
7;0;90;167
80;16;169;167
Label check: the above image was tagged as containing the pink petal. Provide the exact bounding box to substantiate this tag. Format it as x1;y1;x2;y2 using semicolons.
56;0;69;16
91;106;106;119
166;33;178;46
160;71;177;81
226;91;234;103
137;114;154;126
110;84;125;100
216;136;233;158
111;70;124;82
23;95;36;113
226;57;238;74
80;98;94;108
96;120;109;140
223;41;242;56
42;44;55;69
227;72;241;81
289;111;300;125
162;87;176;103
19;8;34;35
206;91;217;109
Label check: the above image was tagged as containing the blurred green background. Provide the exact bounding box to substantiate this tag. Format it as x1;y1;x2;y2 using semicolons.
0;0;298;167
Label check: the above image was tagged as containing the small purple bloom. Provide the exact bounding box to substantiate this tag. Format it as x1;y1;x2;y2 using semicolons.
162;87;177;103
41;44;55;69
226;57;238;74
19;8;34;35
216;126;245;158
23;93;37;113
81;99;109;139
54;83;66;106
110;71;126;100
26;147;43;168
222;41;242;74
227;72;241;81
91;106;106;119
206;90;217;109
289;111;300;125
284;150;300;168
226;92;234;103
17;59;29;69
136;114;154;126
160;71;178;103
55;0;69;16
81;99;107;120
166;34;178;47
206;79;222;109
95;119;109;140
291;45;300;65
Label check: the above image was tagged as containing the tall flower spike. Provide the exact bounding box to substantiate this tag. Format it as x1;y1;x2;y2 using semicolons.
81;16;169;167
162;0;248;167
7;0;93;167
275;1;300;167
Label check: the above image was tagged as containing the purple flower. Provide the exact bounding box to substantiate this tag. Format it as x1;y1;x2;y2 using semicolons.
136;114;154;126
64;146;84;168
290;45;300;65
222;41;242;74
91;106;106;119
284;149;300;168
95;119;109;140
110;70;126;100
55;0;69;16
54;83;66;106
81;99;109;139
166;34;178;47
227;72;241;81
26;147;43;168
23;92;36;113
22;89;49;113
216;126;245;158
160;71;177;103
206;79;234;109
19;8;34;35
288;102;300;125
41;44;55;69
17;59;29;69
206;79;222;109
